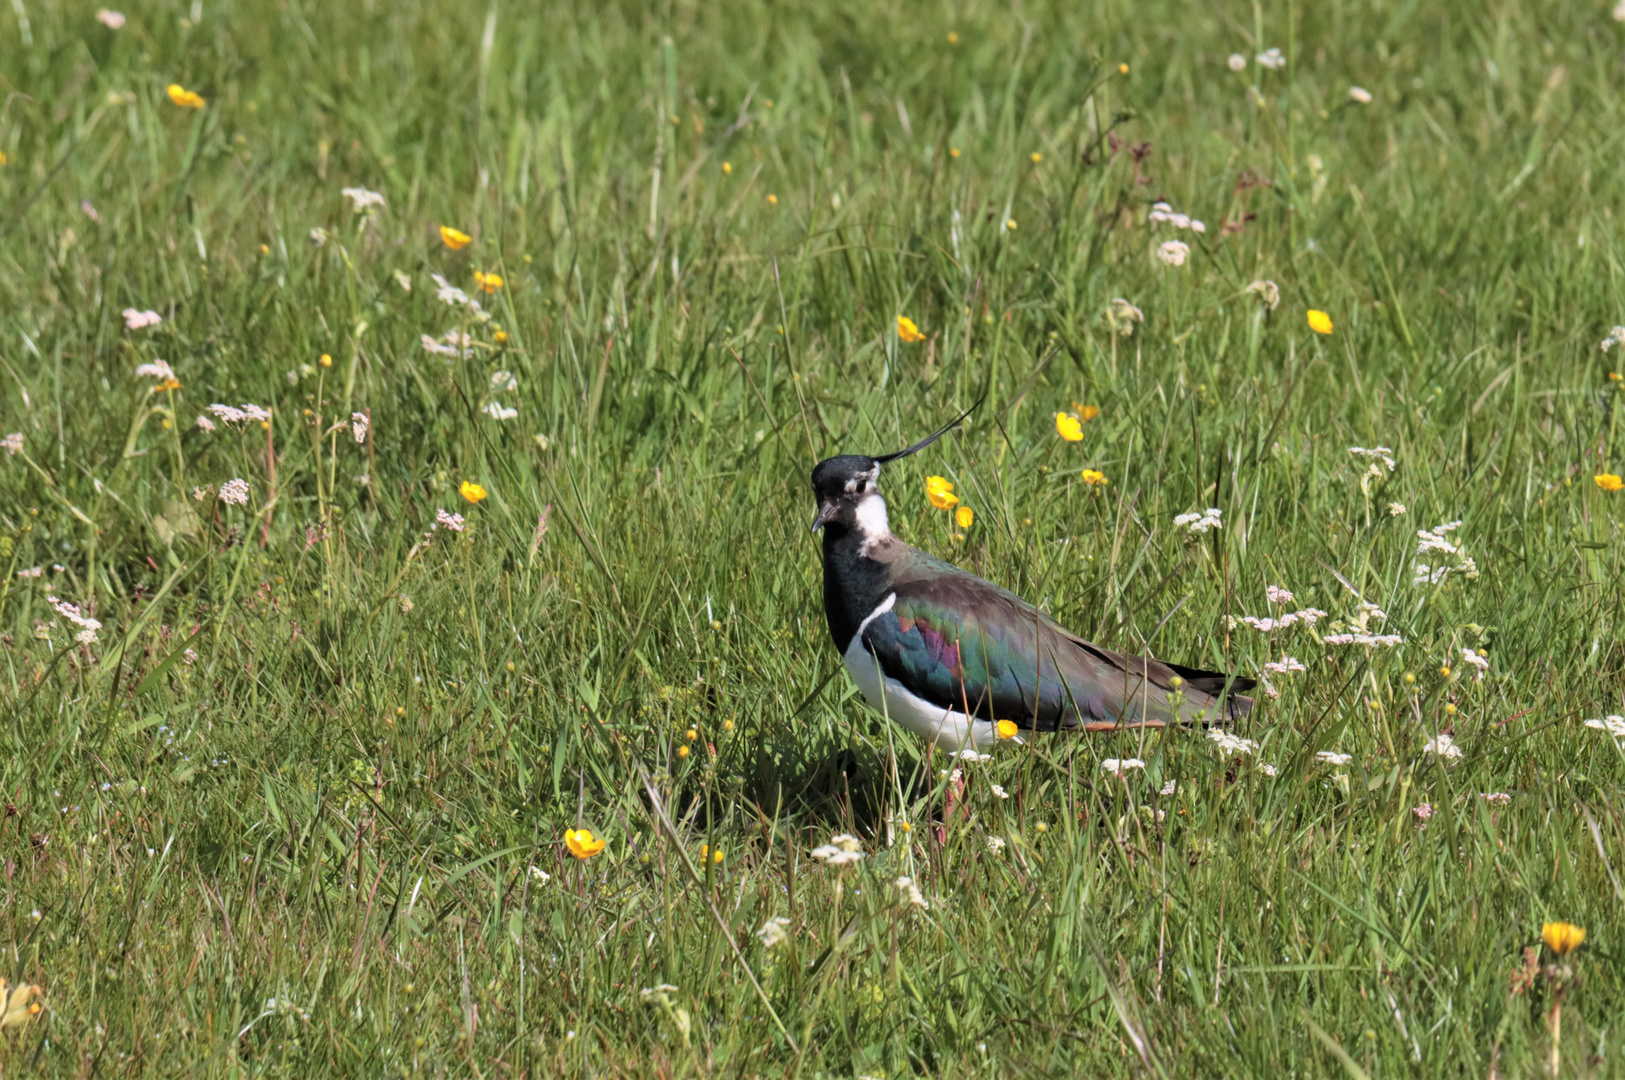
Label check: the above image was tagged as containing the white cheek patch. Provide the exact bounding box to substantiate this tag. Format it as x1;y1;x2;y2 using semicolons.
854;494;891;547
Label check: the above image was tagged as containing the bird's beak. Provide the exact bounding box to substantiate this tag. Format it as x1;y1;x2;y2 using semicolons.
810;501;840;532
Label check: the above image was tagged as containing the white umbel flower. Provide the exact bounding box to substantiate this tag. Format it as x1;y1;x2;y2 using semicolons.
1174;507;1223;533
219;478;250;505
1107;297;1144;336
1208;730;1257;756
1147;202;1203;232
340;186;386;213
48;596;102;644
1413;520;1477;586
1422;733;1463;761
1236;609;1326;633
207;403;270;425
1156;239;1190;266
1323;633;1403;647
1245;280;1280;309
1349;445;1397;472
1583;715;1625;742
421;332;474;358
1460;648;1489;679
811;834;864;866
755;917;791;948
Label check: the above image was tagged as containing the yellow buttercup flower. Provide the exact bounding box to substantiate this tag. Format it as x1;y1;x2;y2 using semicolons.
955;506;974;529
439;226;472;250
1542;922;1586;956
677;745;690;758
0;979;43;1029
996;719;1019;739
1055;412;1084;442
493;329;509;343
926;476;958;510
1118;63;1129;74
166;84;206;109
722;160;732;174
154;377;183;392
896;315;925;343
474;270;503;293
1030;152;1043;163
766;193;778;205
1072;403;1101;422
1307;309;1334;335
0;151;7;166
564;828;605;859
946;31;959;43
700;844;724;865
1081;469;1109;487
459;481;487;503
1596;473;1623;492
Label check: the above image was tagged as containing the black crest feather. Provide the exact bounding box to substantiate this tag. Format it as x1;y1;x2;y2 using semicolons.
872;395;984;464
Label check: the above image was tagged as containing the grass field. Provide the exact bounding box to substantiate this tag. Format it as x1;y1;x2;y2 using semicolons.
2;0;1624;1074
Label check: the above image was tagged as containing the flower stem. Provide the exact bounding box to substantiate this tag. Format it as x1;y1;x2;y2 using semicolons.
1549;994;1563;1078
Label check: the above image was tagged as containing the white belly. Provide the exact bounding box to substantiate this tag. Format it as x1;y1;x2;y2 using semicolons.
842;633;998;753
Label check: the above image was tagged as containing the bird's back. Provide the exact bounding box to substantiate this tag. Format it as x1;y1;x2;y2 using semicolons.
857;538;1252;732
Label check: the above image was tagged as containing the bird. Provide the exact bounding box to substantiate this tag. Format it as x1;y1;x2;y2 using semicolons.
810;405;1253;753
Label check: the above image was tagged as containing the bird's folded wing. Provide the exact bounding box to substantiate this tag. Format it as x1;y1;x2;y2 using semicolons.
858;570;1247;731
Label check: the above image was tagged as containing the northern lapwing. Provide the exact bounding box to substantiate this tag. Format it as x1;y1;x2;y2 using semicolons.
810;407;1253;753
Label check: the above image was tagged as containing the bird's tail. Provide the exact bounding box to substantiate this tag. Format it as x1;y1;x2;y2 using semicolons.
1163;661;1253;724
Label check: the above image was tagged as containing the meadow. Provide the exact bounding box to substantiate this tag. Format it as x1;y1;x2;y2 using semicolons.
1;0;1624;1074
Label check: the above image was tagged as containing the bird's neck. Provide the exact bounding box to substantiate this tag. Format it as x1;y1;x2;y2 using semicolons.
820;499;896;653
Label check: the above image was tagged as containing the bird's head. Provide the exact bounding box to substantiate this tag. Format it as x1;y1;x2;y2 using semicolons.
809;454;884;535
809;397;983;535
